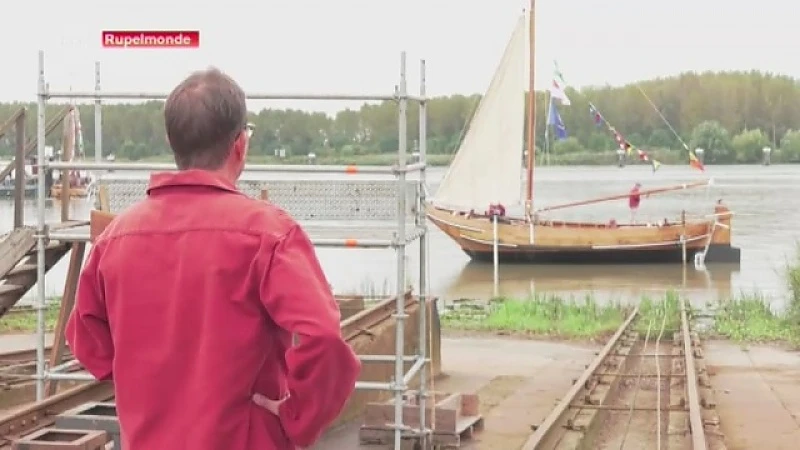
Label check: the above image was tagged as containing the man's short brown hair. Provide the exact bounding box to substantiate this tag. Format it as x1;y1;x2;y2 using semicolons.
164;67;247;170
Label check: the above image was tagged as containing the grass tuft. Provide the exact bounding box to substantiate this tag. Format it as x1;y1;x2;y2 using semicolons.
441;293;630;340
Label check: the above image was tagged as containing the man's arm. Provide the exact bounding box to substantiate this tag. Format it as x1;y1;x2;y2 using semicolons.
65;245;114;381
257;224;361;448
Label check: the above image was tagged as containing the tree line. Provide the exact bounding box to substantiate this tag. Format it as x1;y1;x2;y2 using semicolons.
1;70;799;165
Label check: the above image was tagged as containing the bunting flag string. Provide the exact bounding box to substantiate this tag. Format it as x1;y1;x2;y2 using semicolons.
561;64;699;174
634;84;706;173
588;103;661;172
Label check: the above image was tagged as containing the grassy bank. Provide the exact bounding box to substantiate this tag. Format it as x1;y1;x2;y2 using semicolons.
710;293;796;343
0;304;60;334
440;292;686;341
710;251;800;344
441;294;629;340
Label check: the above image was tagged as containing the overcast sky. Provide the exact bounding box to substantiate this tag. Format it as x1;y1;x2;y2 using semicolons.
3;0;795;113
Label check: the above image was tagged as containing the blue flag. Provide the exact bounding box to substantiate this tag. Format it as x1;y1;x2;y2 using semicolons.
547;98;568;140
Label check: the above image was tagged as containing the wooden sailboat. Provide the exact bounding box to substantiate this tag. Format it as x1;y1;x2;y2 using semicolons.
425;1;741;265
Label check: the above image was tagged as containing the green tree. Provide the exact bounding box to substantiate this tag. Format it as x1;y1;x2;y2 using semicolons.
731;129;769;163
552;137;584;154
647;129;674;149
779;130;800;163
690;121;732;163
1;70;800;165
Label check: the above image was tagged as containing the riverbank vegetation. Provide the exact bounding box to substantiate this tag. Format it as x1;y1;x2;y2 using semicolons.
441;247;800;345
2;71;800;165
440;294;629;340
3;247;800;343
0;303;59;334
440;292;686;341
710;249;800;344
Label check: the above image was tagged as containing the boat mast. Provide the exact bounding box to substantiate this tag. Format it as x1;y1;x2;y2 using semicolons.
543;95;550;166
524;0;537;216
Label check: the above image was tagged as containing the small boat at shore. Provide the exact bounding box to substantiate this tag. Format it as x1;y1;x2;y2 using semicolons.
49;106;94;199
50;183;91;198
425;1;740;265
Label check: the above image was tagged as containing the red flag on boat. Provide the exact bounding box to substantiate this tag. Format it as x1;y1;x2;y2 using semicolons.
689;151;704;172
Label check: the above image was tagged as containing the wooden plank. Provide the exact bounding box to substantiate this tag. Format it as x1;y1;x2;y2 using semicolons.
362;392;480;435
45;243;85;397
359;416;484;448
97;185;110;213
14;110;25;229
0;107;24;140
0;228;36;279
337;296;365;320
0;243;71;317
89;210;114;242
0;284;25;296
0;106;71;182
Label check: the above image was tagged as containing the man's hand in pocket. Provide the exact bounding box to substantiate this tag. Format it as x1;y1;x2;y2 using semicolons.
252;393;287;416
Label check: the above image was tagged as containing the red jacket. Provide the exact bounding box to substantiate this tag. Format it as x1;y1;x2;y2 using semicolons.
628;188;641;209
66;170;361;450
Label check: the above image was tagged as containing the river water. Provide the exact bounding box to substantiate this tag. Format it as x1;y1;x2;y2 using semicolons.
1;164;796;309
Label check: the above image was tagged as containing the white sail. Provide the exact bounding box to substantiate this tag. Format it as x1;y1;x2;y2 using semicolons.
433;13;528;211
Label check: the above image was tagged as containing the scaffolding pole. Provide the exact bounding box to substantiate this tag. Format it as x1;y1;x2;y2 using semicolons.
45;91;425;102
392;51;409;450
94;61;102;187
46;160;427;174
417;58;430;448
34;51;48;402
34;50;431;450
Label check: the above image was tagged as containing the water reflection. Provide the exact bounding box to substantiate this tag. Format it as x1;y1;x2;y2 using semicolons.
443;261;740;306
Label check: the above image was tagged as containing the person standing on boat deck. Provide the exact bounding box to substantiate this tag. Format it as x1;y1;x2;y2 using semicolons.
628;182;642;223
65;67;361;450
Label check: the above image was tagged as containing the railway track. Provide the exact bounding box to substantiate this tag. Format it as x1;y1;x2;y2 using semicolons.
0;293;417;448
522;297;726;450
0;347;78;390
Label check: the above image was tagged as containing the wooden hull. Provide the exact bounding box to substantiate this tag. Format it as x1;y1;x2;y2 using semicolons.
426;204;740;264
50;184;89;199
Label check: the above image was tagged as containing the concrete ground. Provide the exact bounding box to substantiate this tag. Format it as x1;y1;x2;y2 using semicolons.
5;334;800;448
706;341;800;450
0;333;54;352
319;338;800;449
314;335;599;449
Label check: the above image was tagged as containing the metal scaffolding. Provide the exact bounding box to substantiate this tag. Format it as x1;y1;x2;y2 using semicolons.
33;50;431;449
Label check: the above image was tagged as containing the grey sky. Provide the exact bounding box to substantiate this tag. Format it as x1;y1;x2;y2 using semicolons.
3;0;795;113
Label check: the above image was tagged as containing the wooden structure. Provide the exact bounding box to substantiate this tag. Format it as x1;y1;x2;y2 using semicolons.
0;106;80;323
360;392;484;448
426;0;741;265
0;228;71;319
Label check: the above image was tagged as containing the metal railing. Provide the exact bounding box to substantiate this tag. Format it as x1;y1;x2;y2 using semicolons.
32;50;431;449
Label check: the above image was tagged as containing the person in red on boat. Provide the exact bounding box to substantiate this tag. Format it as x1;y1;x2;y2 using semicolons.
65;68;360;450
628;182;642;223
487;203;506;217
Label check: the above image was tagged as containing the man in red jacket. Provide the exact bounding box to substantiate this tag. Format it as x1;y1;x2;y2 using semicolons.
66;67;361;449
628;182;642;224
